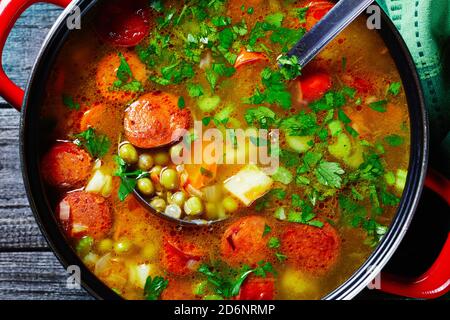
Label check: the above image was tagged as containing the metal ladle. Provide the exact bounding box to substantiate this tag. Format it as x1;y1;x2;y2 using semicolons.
135;0;375;226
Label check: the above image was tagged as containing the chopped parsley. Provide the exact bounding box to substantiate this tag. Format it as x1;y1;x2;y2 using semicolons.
112;53;144;92
315;161;345;189
267;237;281;249
178;96;186;109
387;82;402;96
263;224;272;236
369;100;388;112
62;94;80;111
198;260;275;299
114;156;149;201
144;276;169;300
383;134;404;147
73;127;110;159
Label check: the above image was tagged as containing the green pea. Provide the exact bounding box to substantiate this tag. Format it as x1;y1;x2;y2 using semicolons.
153;151;169;166
138;153;154;171
76;236;93;257
97;238;113;254
150;197;167;212
137;177;155;196
222;196;238;213
150;165;162;178
171;191;187;207
119;143;138;164
170;144;183;160
160;168;179;190
184;196;204;216
113;238;132;255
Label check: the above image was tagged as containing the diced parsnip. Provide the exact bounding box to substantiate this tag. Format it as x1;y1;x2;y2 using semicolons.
128;263;159;289
215;105;234;123
279;268;320;299
384;171;396;186
328;120;343;137
328;133;352;159
395;169;407;192
274;207;286;220
198;95;221;112
343;141;364;169
286;135;313;153
224;164;273;206
85;169;113;196
83;252;99;268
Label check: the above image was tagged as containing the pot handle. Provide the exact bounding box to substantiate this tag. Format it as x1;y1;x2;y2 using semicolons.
379;169;450;299
0;0;71;111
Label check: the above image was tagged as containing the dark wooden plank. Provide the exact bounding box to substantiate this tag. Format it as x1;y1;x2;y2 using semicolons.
0;108;48;249
0;252;92;300
1;4;62;105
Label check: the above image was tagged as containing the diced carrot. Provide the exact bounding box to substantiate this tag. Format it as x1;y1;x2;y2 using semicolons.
184;163;217;190
305;1;334;30
298;72;332;102
237;275;275;300
234;49;269;69
95;0;150;47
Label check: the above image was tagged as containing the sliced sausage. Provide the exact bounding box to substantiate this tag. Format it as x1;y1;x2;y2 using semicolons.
41;142;92;188
80;103;123;141
124;92;192;148
237;275;275;300
161;237;203;276
161;279;196;300
57;190;112;239
95;0;150;47
96;51;147;103
280;222;340;275
221;216;271;267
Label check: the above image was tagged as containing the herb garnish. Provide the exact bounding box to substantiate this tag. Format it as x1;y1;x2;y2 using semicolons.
114;156;149;201
73;127;110;158
144;276;169;300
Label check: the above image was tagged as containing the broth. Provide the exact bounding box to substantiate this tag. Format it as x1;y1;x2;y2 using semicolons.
39;0;410;300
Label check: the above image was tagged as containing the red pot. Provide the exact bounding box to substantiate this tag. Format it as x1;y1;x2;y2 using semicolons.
0;0;449;299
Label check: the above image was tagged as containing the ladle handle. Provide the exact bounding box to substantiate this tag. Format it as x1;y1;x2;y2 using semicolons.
288;0;374;68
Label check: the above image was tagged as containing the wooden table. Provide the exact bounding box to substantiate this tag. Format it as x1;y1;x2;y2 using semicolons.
1;3;448;301
0;4;92;300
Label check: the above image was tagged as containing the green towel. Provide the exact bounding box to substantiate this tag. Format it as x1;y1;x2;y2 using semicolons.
377;0;450;177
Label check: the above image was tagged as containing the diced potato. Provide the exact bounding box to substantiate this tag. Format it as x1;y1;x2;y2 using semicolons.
85;169;113;196
279;268;320;299
128;263;160;289
224;164;273;206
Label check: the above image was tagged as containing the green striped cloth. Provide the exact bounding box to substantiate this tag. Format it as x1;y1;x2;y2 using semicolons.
377;0;450;177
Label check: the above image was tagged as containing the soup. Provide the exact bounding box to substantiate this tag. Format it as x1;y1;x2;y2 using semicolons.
39;0;410;300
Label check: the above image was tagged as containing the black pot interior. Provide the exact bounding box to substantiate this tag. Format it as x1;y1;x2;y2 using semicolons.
20;1;428;300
